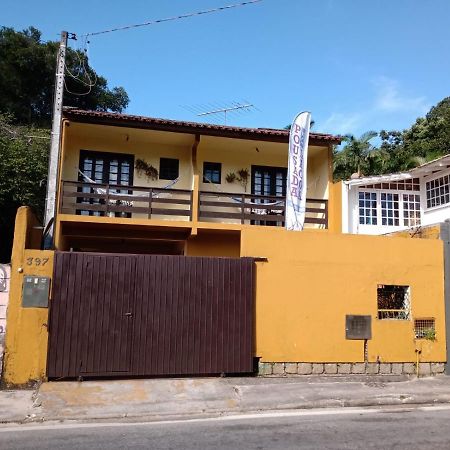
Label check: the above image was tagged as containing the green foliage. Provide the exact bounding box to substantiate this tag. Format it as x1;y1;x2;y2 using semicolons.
0;114;49;261
0;26;129;126
333;131;378;180
333;97;450;181
423;328;436;341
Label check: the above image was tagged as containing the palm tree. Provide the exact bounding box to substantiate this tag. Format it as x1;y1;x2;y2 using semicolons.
333;131;378;180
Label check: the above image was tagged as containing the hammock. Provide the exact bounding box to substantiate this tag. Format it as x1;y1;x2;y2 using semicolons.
202;174;284;207
77;169;180;201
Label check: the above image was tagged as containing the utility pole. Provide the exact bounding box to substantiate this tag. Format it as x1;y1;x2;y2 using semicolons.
43;31;68;249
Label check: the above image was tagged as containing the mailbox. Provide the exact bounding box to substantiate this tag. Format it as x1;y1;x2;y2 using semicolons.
22;276;50;308
345;315;372;340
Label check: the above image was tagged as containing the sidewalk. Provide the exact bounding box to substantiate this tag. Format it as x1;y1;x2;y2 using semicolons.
2;375;450;425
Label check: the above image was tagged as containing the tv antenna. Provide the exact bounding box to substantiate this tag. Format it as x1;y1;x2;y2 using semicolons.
182;102;256;125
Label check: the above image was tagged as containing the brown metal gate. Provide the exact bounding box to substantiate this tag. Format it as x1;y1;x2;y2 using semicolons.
47;252;255;378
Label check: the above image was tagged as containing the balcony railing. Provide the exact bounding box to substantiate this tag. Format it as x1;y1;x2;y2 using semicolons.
59;181;328;228
199;191;328;228
59;181;192;220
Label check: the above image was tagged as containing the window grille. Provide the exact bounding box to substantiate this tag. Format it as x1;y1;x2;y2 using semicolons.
381;193;399;226
414;319;435;339
360;179;420;191
377;285;410;320
426;175;450;208
403;194;421;227
359;192;377;225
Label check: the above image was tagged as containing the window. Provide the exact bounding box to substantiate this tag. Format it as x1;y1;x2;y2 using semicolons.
159;158;179;180
203;162;222;184
360;178;420;191
403;194;421;227
381;193;399;226
78;150;134;217
426;175;450;208
414;319;436;340
359;190;421;228
359;192;377;225
377;285;410;320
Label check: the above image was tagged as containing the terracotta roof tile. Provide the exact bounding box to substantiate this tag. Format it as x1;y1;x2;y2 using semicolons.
63;108;342;145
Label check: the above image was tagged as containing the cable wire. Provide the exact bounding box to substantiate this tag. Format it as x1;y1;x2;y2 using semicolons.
81;0;262;37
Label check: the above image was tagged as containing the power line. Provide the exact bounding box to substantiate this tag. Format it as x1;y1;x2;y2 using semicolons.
81;0;262;37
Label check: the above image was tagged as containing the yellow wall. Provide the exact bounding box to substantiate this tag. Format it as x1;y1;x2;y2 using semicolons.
241;227;446;363
58;121;332;234
3;207;54;386
389;224;442;240
185;231;241;257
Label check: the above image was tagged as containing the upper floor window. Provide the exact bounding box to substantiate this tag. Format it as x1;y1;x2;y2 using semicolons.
203;162;222;184
159;158;179;180
359;190;421;228
381;192;399;226
426;174;450;209
359;192;377;225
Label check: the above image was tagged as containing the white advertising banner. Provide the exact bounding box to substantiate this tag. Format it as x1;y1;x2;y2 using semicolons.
286;111;311;231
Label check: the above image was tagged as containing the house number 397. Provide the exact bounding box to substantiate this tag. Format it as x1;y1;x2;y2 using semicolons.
26;257;49;267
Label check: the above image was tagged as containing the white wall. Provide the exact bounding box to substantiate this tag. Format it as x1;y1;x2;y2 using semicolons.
0;264;10;372
422;167;450;226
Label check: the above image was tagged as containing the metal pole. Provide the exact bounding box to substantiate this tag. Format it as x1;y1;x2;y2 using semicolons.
43;31;68;249
440;221;450;374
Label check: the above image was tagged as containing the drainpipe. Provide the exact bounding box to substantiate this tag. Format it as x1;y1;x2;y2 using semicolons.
440;221;450;374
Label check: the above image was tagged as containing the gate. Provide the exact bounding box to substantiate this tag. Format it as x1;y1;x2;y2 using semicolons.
47;252;255;378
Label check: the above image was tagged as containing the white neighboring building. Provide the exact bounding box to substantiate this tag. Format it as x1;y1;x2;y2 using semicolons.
342;154;450;235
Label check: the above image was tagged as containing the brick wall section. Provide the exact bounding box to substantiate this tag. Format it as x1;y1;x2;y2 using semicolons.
259;362;445;377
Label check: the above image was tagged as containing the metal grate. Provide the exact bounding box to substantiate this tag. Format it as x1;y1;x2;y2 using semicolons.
377;285;410;320
414;319;436;339
346;315;372;340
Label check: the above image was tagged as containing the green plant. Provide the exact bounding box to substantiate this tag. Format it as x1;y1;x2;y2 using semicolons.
423;328;436;341
236;168;249;190
225;172;236;183
135;159;158;181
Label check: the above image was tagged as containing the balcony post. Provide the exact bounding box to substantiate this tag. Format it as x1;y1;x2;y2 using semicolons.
191;134;201;225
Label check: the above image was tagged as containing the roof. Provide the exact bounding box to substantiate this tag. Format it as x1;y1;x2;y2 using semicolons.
344;152;450;187
410;153;450;176
62;108;342;145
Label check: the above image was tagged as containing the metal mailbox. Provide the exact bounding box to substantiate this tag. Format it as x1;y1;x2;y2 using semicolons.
345;315;372;340
22;276;50;308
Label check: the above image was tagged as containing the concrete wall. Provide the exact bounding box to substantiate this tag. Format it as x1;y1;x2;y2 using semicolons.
0;264;10;373
3;208;54;386
241;227;446;364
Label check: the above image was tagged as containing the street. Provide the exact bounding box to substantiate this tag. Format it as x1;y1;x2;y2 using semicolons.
1;405;450;449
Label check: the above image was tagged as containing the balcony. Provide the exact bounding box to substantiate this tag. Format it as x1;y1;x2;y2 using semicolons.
59;181;328;228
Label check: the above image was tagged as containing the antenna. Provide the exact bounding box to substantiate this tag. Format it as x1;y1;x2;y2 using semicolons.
183;102;256;125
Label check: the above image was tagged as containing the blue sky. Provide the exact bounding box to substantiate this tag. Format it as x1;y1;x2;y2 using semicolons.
2;0;450;136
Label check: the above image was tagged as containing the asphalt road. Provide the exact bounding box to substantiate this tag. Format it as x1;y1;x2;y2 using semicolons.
2;405;450;449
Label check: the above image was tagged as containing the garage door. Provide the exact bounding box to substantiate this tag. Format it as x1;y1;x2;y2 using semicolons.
47;252;255;378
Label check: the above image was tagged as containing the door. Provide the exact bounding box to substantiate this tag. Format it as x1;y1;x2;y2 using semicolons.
77;150;134;217
251;165;287;226
47;252;255;379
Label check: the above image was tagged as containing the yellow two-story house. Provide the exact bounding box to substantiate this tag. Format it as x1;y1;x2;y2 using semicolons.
3;109;447;385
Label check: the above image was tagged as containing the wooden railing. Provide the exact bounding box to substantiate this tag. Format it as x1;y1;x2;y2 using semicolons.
59;181;192;220
198;191;328;228
59;182;328;228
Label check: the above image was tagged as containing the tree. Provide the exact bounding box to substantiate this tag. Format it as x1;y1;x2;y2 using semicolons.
0;114;49;262
333;131;378;180
402;97;450;159
0;26;129;126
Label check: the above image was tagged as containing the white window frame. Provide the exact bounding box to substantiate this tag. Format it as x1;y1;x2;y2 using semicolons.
424;168;450;211
357;189;421;233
